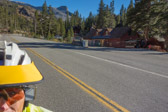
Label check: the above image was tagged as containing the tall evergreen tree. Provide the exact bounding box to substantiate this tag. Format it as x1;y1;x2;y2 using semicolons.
85;12;94;32
97;0;105;28
120;4;125;26
126;0;134;26
104;5;111;28
110;0;115;14
111;15;116;28
127;0;152;39
70;27;74;37
128;0;134;10
48;5;54;36
127;0;134;16
41;0;49;38
67;29;71;42
42;0;48;17
116;15;120;25
66;9;70;29
34;10;38;36
5;4;8;28
70;15;75;27
59;19;66;38
55;23;60;35
123;8;127;26
70;10;82;28
149;0;168;36
110;0;116;28
81;19;85;35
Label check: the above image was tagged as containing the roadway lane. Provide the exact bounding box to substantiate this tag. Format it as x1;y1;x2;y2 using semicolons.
0;34;112;112
1;34;168;112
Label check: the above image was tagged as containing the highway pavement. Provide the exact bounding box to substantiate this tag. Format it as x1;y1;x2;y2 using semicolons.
0;34;168;112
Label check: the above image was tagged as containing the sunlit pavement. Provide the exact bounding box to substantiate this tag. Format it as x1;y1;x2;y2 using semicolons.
1;34;168;112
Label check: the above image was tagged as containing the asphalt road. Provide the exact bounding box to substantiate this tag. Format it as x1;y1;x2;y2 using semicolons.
1;34;168;112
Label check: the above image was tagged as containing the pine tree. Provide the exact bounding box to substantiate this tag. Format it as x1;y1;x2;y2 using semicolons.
120;4;125;26
67;29;71;42
110;0;116;28
128;0;134;10
56;22;61;36
14;8;18;30
116;15;120;25
48;5;54;36
110;0;115;14
34;10;38;36
41;0;49;38
70;10;82;27
97;0;105;28
66;9;70;29
81;19;85;35
74;10;80;26
126;0;134;26
60;19;66;38
104;5;111;28
85;12;95;32
47;30;51;40
70;27;74;37
70;15;75;27
123;8;127;26
5;5;8;28
149;0;168;36
42;0;48;17
127;0;152;39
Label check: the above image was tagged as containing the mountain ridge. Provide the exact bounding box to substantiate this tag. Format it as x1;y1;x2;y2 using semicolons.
11;0;72;21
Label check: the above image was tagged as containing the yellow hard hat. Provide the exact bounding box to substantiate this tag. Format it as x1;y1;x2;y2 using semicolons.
0;62;43;87
0;41;43;87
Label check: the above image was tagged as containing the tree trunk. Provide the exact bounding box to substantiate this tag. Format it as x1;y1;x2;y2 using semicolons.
34;18;37;35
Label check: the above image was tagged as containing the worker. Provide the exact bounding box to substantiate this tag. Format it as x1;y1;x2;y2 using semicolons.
0;41;52;112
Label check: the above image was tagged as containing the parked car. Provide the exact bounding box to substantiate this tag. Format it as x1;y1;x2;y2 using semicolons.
72;37;83;46
54;35;63;39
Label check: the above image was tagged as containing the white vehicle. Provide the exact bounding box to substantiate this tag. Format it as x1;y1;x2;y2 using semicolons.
0;41;31;66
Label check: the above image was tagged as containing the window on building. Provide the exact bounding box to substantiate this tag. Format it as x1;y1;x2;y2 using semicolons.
106;31;108;36
96;32;98;36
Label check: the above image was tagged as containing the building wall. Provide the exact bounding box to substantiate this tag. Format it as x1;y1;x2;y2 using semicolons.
88;39;105;46
105;38;125;48
86;31;139;48
105;33;139;48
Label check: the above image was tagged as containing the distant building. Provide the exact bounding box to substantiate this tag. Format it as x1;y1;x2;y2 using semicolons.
106;27;139;48
84;27;139;48
84;28;112;47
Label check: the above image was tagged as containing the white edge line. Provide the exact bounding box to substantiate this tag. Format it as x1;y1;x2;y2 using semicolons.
71;51;168;79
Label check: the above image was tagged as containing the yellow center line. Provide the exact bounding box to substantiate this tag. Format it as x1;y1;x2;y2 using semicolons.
12;38;129;112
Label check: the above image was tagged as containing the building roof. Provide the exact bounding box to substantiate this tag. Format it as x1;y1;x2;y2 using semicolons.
97;29;103;32
106;28;113;32
84;28;97;39
110;27;131;38
84;28;112;39
100;28;113;35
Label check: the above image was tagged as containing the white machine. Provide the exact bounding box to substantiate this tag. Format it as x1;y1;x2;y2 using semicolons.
0;41;31;66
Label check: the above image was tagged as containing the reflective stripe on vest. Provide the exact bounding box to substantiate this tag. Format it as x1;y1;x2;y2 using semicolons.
23;103;52;112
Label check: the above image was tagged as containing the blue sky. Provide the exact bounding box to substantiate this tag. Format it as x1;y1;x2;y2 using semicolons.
13;0;133;18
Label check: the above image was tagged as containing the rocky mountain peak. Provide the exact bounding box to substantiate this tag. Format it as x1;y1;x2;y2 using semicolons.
10;1;72;21
57;6;68;11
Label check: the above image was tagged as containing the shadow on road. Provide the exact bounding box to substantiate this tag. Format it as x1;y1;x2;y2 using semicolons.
143;52;168;55
17;42;166;53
